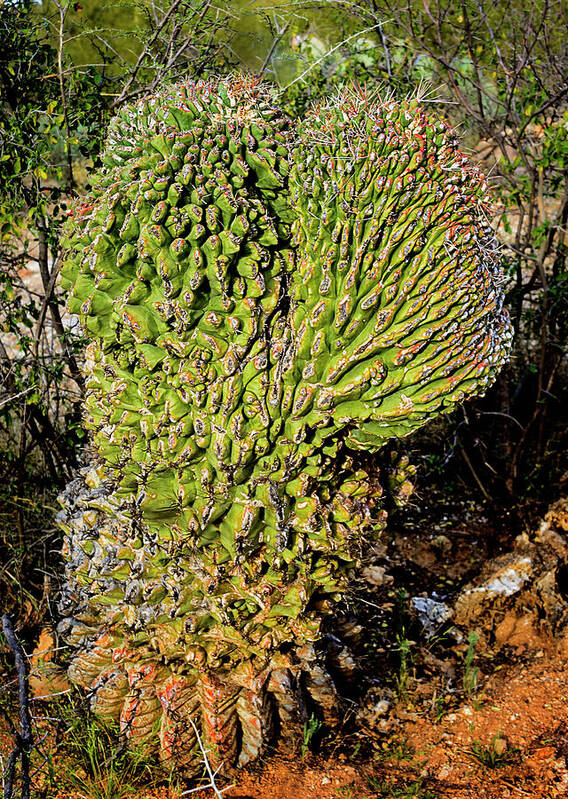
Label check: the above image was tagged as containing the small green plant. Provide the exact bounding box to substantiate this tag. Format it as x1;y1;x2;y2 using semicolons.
351;741;362;758
395;635;414;703
334;788;363;799
301;713;324;758
367;775;435;798
464;733;518;770
462;631;480;699
374;736;414;764
431;691;450;723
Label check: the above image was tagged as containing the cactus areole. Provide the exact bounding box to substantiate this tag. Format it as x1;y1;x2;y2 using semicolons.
58;77;511;771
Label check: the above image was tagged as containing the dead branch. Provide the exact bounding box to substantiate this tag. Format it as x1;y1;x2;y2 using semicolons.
1;614;33;799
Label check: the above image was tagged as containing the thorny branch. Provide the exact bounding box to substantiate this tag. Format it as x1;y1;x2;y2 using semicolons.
109;0;234;109
258;17;290;77
1;615;33;799
182;719;235;798
53;0;74;188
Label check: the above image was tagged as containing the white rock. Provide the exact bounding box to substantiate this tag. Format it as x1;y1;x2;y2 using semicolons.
412;596;452;637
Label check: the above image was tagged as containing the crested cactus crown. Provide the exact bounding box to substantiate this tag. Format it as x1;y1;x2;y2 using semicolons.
58;76;511;772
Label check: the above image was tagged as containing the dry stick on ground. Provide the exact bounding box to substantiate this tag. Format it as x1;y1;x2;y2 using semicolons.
1;614;33;799
182;719;234;798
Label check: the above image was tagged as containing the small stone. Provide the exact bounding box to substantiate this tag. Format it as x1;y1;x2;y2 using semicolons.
362;565;391;586
493;736;508;756
374;699;391;716
437;764;453;779
412;596;452;637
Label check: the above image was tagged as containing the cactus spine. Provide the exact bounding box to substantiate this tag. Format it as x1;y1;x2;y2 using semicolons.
58;77;511;771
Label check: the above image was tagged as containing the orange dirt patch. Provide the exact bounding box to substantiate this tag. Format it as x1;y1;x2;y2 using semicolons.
129;651;568;799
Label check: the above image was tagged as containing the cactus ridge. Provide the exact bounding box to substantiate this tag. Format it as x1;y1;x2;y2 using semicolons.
58;76;511;771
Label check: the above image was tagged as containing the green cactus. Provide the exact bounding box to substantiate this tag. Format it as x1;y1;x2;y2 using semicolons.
57;76;511;772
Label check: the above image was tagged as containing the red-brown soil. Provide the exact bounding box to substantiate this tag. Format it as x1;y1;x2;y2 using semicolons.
6;629;566;798
116;647;568;799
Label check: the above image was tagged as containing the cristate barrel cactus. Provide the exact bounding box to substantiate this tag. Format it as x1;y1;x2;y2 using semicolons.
58;76;511;772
